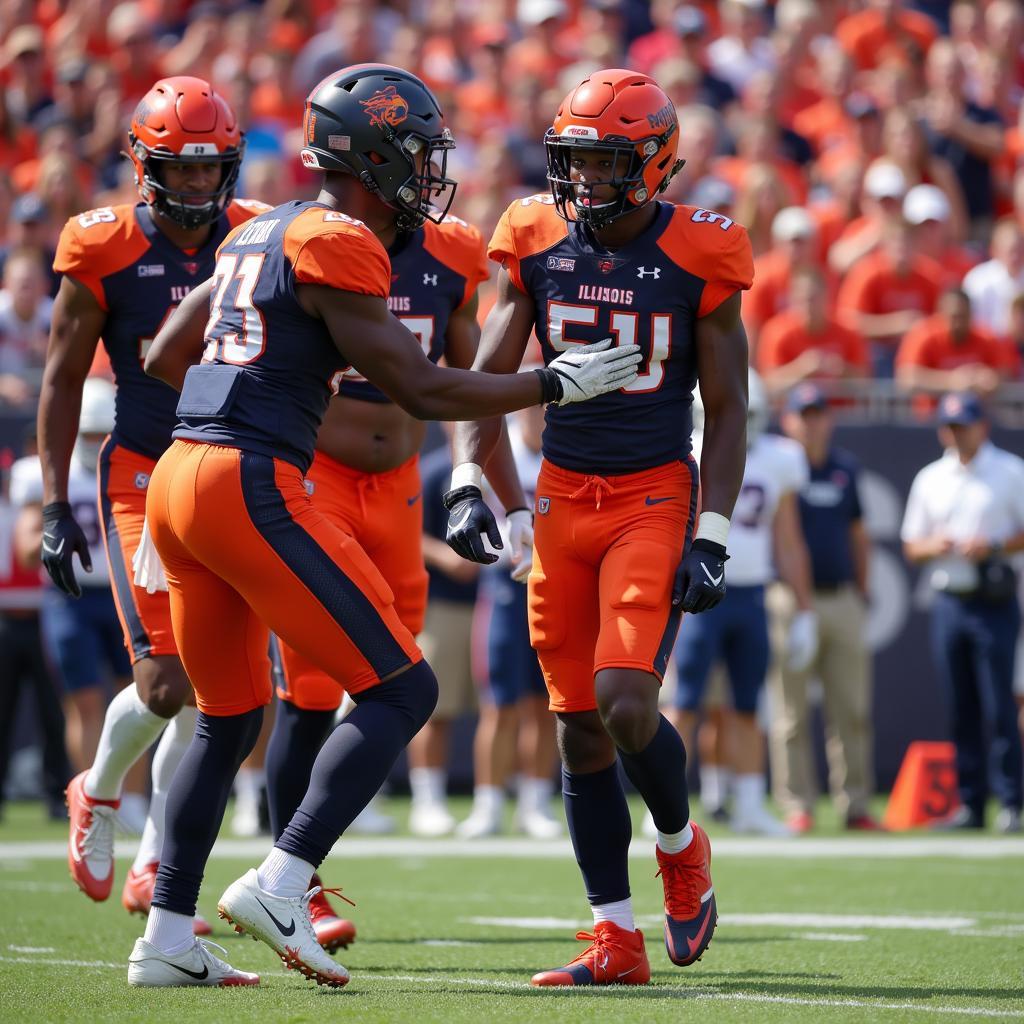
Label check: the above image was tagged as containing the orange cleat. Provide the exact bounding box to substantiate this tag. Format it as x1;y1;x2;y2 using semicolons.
656;822;717;967
786;812;814;834
66;770;118;902
531;921;650;986
308;873;357;953
122;861;213;935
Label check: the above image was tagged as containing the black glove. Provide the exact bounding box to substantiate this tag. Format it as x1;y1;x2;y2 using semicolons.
41;501;92;599
673;539;728;613
443;485;502;564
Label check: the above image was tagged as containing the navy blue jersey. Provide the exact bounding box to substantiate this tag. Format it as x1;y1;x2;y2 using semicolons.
173;201;391;473
338;216;488;403
489;195;753;475
420;444;479;605
53;199;269;461
798;446;863;588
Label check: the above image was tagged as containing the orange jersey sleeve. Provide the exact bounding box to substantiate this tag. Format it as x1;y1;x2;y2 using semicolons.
283;210;391;298
226;197;274;228
423;215;490;308
53;204;149;311
488;196;566;294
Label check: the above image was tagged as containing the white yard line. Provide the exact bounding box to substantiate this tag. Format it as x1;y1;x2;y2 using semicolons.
2;836;1023;861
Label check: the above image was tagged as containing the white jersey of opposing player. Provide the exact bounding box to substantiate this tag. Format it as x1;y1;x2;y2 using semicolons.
485;419;544;569
9;455;110;588
693;431;808;587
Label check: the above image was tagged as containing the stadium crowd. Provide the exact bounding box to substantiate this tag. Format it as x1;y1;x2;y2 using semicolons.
1;0;1023;838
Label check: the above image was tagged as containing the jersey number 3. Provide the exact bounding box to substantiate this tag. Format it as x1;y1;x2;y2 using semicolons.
202;253;267;364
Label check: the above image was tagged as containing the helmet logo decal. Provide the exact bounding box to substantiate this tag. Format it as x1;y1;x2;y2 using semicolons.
561;125;598;139
646;102;675;130
360;86;409;130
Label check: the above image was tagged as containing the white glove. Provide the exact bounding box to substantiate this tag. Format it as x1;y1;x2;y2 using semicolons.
131;516;169;594
507;508;534;584
546;338;642;405
786;609;818;673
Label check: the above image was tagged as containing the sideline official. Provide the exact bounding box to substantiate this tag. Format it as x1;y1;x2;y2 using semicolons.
901;392;1024;833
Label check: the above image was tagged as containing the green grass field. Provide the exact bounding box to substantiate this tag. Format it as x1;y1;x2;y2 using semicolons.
1;798;1022;1023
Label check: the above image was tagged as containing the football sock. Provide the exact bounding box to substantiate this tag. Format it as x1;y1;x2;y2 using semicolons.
134;706;197;872
734;772;768;816
617;714;690;834
518;775;555;814
656;822;694;856
151;707;264;916
469;784;504;820
562;763;632;906
276;661;438;866
592;897;636;932
256;847;315;899
700;764;731;814
409;766;447;807
85;684;167;801
265;701;335;839
144;907;195;956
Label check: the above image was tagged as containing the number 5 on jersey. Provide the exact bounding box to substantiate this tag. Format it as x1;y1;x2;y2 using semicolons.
203;253;267;365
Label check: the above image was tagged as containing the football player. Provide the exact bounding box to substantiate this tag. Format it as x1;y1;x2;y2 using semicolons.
447;68;752;986
131;63;639;987
666;369;817;836
36;76;267;931
262;94;492;952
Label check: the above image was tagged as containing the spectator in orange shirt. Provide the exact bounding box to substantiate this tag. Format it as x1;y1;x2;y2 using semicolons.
812;91;883;192
793;45;855;157
714;114;808;207
746;206;827;347
837;219;943;376
835;0;938;72
758;267;870;394
895;289;1017;406
903;184;979;288
829;160;907;276
508;0;576;91
733;162;799;257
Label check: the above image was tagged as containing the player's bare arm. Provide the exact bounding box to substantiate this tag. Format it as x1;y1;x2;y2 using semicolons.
673;291;748;613
298;283;639;422
144;278;215;390
38;277;107;504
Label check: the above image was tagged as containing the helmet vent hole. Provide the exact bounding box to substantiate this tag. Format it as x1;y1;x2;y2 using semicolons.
368;151;386;165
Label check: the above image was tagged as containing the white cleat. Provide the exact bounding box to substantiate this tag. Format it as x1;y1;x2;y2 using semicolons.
347;797;397;835
731;805;794;837
409;802;455;837
217;869;350;987
128;937;259;987
455;810;503;840
516;807;563;839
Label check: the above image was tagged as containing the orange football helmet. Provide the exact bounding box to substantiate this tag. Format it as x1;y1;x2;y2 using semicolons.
127;76;245;230
546;69;684;229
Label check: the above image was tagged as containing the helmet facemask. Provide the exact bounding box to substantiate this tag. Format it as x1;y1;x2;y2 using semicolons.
367;127;457;232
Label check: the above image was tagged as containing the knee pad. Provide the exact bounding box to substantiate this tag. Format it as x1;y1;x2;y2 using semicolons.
353;660;438;737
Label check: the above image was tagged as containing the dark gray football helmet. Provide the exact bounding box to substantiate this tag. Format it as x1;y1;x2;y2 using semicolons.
300;64;457;231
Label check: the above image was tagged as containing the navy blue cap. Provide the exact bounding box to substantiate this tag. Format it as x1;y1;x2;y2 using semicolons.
937;391;984;426
786;382;828;413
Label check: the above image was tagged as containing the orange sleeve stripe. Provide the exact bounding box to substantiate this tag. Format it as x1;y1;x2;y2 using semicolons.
283;211;391;297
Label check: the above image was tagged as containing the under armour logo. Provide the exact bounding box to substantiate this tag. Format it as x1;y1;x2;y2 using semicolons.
423;273;438;286
637;266;661;279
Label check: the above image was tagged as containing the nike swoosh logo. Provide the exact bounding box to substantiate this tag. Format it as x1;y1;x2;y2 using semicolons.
168;962;209;981
449;505;473;531
255;896;295;936
701;563;724;587
645;496;676;506
617;962;643;978
686;906;713;958
407;493;421;506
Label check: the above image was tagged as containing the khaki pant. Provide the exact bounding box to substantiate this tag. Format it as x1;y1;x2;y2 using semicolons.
418;599;478;718
767;583;873;819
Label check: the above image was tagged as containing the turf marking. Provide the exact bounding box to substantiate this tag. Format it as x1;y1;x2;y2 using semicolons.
7;945;55;953
798;932;868;942
0;955;123;968
2;836;1023;861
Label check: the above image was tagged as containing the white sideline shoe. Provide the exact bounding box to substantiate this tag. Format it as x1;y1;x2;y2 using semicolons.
217;869;350;987
516;806;562;839
409;802;455;837
731;804;794;837
128;937;259;987
456;809;503;839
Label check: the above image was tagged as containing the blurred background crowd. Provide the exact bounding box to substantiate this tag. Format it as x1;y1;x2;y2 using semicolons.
1;0;1023;837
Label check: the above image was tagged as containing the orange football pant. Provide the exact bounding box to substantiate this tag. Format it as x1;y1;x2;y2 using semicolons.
276;451;428;711
98;438;177;663
146;440;422;716
528;457;698;713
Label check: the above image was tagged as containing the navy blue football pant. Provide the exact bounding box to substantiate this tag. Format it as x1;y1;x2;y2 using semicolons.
930;592;1023;817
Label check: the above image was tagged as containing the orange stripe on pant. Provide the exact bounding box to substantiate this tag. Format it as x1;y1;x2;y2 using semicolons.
276;451;429;711
98;438;177;662
528;457;699;714
146;440;422;716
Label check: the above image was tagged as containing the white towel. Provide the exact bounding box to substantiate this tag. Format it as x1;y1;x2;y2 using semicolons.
131;516;169;594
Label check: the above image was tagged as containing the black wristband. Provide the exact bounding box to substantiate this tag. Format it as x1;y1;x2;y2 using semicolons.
442;484;481;510
534;367;563;405
42;501;72;523
691;538;729;561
